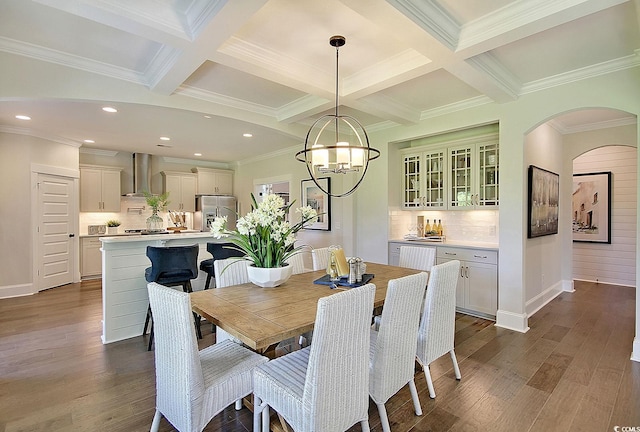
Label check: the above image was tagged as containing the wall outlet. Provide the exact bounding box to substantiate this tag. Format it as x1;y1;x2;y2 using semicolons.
488;225;496;236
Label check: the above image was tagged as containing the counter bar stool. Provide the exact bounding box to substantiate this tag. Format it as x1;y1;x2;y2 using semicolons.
199;242;245;290
143;244;200;351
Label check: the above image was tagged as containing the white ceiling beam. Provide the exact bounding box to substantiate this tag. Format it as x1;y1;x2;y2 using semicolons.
149;0;269;95
456;0;630;56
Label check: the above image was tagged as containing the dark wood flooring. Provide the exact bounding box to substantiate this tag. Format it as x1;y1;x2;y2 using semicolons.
0;279;638;431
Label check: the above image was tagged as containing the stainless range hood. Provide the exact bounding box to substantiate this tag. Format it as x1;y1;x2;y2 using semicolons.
124;153;152;197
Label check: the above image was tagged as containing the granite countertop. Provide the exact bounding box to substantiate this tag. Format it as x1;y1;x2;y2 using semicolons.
390;238;499;251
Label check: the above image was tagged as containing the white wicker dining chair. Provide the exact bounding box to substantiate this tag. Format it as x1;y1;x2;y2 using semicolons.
370;272;429;432
311;247;330;271
286;251;314;347
213;258;250;345
373;245;434;331
253;284;376;432
147;282;268;432
399;246;436;271
416;259;462;398
285;252;308;275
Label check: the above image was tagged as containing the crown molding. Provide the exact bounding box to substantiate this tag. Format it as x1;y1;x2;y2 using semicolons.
0;125;82;147
162;156;231;169
276;94;329;123
459;0;569;51
0;36;144;85
220;36;329;91
387;0;460;50
236;143;301;166
357;93;420;125
79;147;119;157
548;116;637;134
420;95;493;120
185;0;227;40
145;45;183;89
176;84;277;117
466;53;521;100
521;50;640;94
344;49;431;96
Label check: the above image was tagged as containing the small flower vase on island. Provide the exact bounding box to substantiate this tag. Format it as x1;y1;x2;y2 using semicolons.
211;193;318;288
144;191;169;232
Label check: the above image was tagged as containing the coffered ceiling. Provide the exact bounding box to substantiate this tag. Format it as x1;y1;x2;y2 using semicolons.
0;0;638;162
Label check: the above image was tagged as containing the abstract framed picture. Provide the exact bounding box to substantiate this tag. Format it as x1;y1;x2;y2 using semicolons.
301;177;331;231
572;171;612;243
527;165;559;238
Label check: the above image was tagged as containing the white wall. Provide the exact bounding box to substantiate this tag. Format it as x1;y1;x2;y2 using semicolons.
0;132;79;292
571;143;637;286
233;150;352;254
523;123;565;315
356;66;640;334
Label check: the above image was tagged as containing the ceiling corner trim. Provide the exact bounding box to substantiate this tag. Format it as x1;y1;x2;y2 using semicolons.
521;51;640;95
0;125;82;148
466;53;521;100
386;0;460;51
419;95;494;120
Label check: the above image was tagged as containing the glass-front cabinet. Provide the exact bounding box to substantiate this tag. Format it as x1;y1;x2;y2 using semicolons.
402;133;498;210
402;149;445;209
478;142;499;207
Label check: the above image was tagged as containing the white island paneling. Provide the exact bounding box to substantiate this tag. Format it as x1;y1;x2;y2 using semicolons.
100;232;225;344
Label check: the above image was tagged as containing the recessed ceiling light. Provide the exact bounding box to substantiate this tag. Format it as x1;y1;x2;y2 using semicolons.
83;139;95;144
203;115;211;119
102;106;117;113
15;115;31;120
243;133;253;138
160;136;170;141
194;153;202;157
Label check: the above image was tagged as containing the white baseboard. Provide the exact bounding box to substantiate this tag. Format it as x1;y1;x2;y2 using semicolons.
495;310;529;333
526;280;564;317
632;337;640;363
0;283;36;299
563;279;575;292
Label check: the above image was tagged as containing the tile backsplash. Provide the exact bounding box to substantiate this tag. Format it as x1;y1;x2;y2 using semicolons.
389;207;499;244
79;196;193;234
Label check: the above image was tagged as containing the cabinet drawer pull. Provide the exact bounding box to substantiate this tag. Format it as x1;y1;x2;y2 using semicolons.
474;255;488;259
445;252;457;256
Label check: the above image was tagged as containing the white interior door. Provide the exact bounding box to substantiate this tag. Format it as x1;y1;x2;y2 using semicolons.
37;174;75;290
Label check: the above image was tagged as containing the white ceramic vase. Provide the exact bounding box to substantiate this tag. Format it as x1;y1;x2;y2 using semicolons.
107;226;118;235
247;264;293;288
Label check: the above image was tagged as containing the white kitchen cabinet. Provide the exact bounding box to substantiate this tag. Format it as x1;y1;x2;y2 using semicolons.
448;139;499;209
192;167;233;195
81;237;102;278
400;133;498;210
161;171;197;212
80;165;122;212
401;149;445;209
436;246;497;319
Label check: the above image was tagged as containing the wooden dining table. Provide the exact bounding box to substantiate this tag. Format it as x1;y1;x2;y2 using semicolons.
190;262;422;355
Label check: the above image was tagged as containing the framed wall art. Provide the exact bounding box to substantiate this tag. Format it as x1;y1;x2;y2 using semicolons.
527;165;559;238
572;171;612;244
301;177;331;231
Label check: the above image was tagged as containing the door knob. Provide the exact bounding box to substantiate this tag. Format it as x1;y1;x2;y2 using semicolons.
69;233;75;237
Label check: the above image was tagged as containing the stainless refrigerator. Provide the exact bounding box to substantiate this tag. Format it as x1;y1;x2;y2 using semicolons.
195;195;237;232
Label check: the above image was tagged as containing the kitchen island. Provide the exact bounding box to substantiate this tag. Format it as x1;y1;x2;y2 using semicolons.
100;232;225;344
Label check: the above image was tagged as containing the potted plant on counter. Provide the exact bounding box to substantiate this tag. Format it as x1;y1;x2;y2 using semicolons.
144;191;170;232
106;219;121;235
210;193;318;287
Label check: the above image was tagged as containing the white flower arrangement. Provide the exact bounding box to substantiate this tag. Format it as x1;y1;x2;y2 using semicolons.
211;193;318;268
